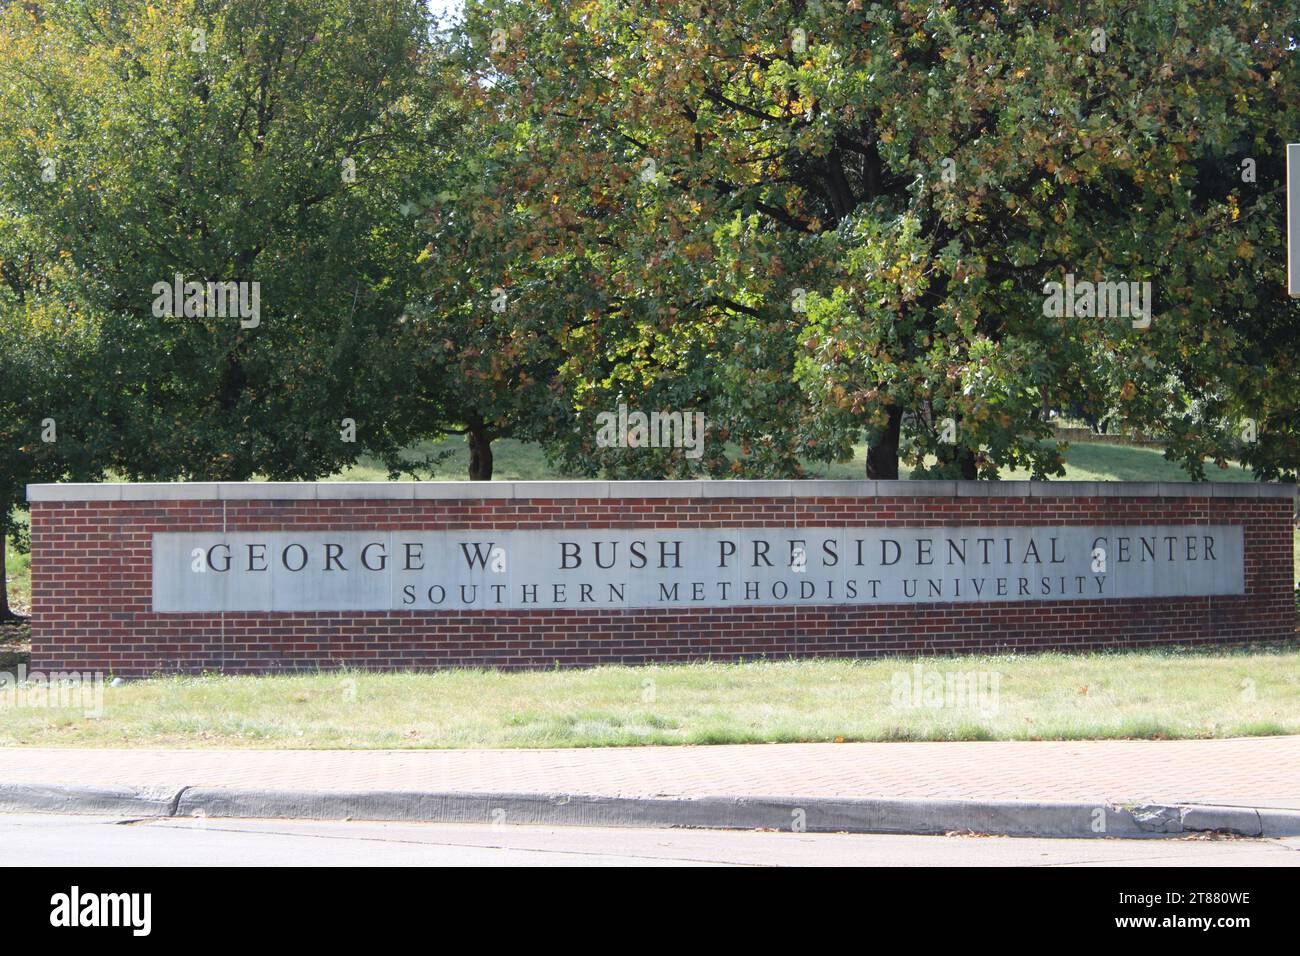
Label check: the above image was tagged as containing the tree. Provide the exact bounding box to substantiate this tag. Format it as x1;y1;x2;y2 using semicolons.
374;21;577;480
461;0;1300;481
0;0;432;486
0;209;107;618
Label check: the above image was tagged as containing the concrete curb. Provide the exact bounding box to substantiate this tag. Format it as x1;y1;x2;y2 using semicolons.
3;784;1299;838
0;783;185;818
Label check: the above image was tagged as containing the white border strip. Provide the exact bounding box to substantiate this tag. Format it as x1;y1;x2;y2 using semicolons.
26;480;1297;502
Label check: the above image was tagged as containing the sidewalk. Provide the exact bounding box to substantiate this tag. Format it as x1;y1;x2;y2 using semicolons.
2;737;1297;838
1;738;1297;806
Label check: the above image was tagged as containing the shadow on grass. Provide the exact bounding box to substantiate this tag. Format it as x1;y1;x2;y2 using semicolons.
1047;440;1253;482
0;619;31;671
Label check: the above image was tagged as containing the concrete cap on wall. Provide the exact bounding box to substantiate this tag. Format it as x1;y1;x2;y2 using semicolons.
25;479;1299;502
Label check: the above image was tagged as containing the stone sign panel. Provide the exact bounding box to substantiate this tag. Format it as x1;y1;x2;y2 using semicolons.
153;525;1245;612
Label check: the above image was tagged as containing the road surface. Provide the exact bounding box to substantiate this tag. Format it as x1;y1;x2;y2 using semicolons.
2;814;1298;866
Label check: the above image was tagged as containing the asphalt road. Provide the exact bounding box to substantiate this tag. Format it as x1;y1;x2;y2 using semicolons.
2;813;1299;866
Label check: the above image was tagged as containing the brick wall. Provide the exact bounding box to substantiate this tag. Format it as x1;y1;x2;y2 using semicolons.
27;481;1296;676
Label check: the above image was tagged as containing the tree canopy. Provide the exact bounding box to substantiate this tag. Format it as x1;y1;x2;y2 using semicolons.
453;0;1300;480
1;0;1297;585
0;0;431;485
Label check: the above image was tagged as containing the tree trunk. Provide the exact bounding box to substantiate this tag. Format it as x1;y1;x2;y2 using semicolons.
954;445;978;480
0;535;17;622
866;406;903;480
467;427;494;481
935;432;979;480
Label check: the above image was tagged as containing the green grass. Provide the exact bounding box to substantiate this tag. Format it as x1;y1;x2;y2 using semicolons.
2;645;1296;748
998;440;1256;482
339;434;1258;483
4;509;30;617
327;438;575;482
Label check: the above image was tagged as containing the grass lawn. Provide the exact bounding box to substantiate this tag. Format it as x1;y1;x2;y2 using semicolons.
1;645;1295;748
4;508;30;617
4;539;28;616
329;438;572;482
332;435;1259;483
817;436;1258;482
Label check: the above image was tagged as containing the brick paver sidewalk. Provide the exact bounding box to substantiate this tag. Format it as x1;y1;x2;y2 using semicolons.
1;737;1296;808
